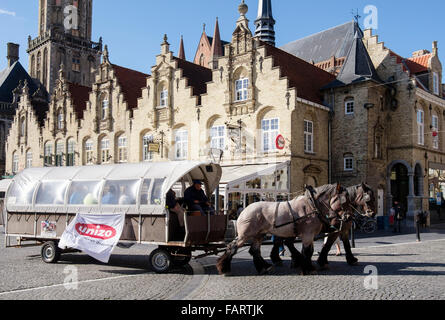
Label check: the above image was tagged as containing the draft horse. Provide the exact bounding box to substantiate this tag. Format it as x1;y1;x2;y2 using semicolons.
216;183;353;276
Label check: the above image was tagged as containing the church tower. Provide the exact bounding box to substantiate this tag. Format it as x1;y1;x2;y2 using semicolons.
254;0;276;46
28;0;102;96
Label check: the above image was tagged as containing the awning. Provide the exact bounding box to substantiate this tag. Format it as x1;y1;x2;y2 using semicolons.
219;161;290;192
0;179;11;193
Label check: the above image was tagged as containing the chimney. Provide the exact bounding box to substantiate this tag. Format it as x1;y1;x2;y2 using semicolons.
7;43;19;67
433;41;438;56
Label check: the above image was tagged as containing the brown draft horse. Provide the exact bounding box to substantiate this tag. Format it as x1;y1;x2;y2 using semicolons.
270;183;376;268
216;183;353;276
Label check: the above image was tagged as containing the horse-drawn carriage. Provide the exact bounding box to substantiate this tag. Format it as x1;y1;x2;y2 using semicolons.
3;161;229;273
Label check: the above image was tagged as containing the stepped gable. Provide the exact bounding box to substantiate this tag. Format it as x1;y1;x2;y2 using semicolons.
111;64;149;110
261;41;335;105
173;57;213;98
67;82;91;120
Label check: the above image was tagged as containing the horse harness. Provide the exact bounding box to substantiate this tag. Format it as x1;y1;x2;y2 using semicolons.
274;186;347;234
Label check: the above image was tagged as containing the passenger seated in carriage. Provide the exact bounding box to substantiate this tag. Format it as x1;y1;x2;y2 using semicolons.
184;180;215;216
166;189;185;228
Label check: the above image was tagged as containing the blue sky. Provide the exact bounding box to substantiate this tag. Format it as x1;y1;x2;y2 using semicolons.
0;0;444;76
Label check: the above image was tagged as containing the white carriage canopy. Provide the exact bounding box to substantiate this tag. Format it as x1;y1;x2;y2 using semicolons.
5;161;222;215
219;161;290;214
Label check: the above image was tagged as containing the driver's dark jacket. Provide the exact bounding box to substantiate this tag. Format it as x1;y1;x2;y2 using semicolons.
184;186;209;208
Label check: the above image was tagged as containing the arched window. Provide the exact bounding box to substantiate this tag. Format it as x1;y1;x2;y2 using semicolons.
36;51;42;81
31;55;36;78
55;140;64;167
12;152;19;174
67;139;76;166
175;129;188;160
210;125;225;150
57;110;64;130
417;109;424;146
26;151;33;169
44;142;53;166
262;118;279;153
142;133;154;162
20;117;26;137
100;136;110;164
101;98;109;120
432;113;439;150
43;48;48;86
117;135;128;163
199;54;205;67
84;139;94;165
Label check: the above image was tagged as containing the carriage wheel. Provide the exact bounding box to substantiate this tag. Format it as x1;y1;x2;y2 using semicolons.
148;248;173;273
363;221;377;234
41;241;61;264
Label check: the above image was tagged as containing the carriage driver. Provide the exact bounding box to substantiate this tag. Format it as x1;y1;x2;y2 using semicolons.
184;180;215;215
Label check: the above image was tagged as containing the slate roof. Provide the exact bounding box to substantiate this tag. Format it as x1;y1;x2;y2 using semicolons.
261;41;336;105
0;61;39;104
280;21;362;64
111;64;149;110
324;32;382;89
67;82;91;120
173;57;213;100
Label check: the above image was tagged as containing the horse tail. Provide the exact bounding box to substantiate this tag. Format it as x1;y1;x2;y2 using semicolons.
216;238;239;275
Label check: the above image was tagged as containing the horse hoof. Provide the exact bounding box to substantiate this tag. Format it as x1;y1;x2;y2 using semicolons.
310;270;318;276
317;264;330;271
347;258;359;266
223;272;233;277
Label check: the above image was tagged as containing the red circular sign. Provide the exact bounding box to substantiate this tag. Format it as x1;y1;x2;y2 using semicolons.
276;135;285;150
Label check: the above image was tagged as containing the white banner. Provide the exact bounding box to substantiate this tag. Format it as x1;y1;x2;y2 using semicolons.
59;213;125;263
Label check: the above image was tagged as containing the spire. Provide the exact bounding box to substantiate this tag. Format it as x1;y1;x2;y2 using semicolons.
325;31;382;89
255;0;276;46
178;36;186;60
211;17;223;58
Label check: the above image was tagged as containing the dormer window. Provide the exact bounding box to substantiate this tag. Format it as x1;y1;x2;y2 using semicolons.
235;78;249;102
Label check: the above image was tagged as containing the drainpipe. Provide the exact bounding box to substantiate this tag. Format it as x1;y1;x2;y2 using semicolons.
328;109;334;184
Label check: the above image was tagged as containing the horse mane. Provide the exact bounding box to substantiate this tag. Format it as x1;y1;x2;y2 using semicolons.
312;183;339;200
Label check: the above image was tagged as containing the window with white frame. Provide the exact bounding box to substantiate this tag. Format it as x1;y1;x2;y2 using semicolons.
433;72;440;95
67;139;75;166
211;126;225;150
12;152;18;173
344;156;354;171
117;135;128;163
100;137;110;163
101;99;109;120
85;139;94;165
304;120;314;153
160;90;168;107
44;142;53;166
26;151;32;169
55;141;64;167
143;134;154;162
345;98;354;115
235;78;249;102
175;130;188;160
417;110;424;146
57;111;64;130
432;115;439;149
262;118;279;153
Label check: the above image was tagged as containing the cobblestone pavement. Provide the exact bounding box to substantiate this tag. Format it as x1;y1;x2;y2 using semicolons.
1;225;445;300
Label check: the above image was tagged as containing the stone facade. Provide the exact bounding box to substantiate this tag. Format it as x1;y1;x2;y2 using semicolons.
28;0;102;95
6;3;333;202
